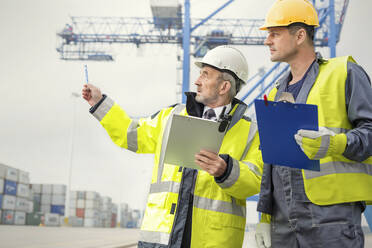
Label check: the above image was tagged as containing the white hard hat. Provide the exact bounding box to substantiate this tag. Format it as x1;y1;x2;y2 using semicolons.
195;45;249;84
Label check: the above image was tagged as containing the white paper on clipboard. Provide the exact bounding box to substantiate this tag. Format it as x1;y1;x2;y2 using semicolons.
163;114;226;170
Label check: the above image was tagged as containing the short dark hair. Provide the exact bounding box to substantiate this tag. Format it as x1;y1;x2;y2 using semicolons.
287;22;315;46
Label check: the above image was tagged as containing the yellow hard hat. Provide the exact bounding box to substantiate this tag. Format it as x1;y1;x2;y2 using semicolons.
260;0;319;30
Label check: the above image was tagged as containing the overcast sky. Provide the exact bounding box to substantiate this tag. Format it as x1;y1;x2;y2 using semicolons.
0;0;371;210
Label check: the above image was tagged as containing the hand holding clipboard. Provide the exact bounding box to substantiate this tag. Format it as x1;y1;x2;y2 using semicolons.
254;98;320;171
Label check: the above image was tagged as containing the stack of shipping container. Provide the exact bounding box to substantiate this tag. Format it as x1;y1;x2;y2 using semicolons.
102;196;118;227
0;164;33;225
69;191;118;228
0;163;134;229
119;203;142;228
120;203;131;228
30;184;66;226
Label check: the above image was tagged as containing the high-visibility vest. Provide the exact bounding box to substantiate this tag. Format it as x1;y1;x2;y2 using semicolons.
97;97;263;247
268;56;372;206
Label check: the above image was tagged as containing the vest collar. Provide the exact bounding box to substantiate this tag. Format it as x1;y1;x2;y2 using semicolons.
275;52;325;104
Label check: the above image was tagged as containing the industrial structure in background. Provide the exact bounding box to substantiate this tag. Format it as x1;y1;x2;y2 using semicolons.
0;163;141;228
55;0;372;231
56;0;348;105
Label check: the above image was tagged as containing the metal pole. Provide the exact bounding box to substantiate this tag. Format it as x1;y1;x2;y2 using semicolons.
329;0;337;57
182;0;191;103
67;92;79;218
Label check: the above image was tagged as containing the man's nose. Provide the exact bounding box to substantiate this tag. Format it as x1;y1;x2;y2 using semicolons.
195;76;202;86
264;36;271;46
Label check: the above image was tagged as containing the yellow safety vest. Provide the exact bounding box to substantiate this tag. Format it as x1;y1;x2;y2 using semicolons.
96;97;263;247
268;56;372;206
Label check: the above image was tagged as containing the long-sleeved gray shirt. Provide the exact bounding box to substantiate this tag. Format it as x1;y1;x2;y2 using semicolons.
344;61;372;161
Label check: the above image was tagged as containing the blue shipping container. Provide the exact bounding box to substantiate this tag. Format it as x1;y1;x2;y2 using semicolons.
4;180;17;196
0;194;3;208
51;205;65;215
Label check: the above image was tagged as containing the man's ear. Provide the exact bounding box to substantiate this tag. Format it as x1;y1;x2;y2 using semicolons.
296;28;307;46
219;81;231;95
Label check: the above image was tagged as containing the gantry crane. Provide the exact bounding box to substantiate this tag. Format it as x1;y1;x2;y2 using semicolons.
56;0;349;104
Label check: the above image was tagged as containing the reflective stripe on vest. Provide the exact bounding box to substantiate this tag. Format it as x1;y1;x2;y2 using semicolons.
193;195;246;217
139;230;170;246
305;161;372;179
149;181;180;194
126;104;185;161
240;122;258;160
227;103;248;132
242;161;262;177
127;119;139;152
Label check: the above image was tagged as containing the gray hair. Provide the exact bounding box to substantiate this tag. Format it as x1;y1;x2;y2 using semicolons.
217;72;241;100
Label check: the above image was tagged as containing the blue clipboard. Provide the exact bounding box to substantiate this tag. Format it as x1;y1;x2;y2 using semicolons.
255;99;320;171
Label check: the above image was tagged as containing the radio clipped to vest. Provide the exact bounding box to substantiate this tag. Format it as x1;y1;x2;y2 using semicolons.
218;106;232;133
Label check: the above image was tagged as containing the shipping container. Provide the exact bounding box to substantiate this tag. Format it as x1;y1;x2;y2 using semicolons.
42;184;52;195
2;210;14;225
85;199;99;209
85;191;99;200
18;171;30;184
69;208;76;216
84;217;99;227
68;216;83;227
33;195;41;212
26;201;34;213
2;195;16;210
14;211;26;225
51;205;65;215
40;204;50;213
5;167;18;181
44;213;60;226
76;191;85;199
77;199;85;208
4;180;17;196
26;212;42;226
41;194;52;205
31;184;42;194
15;197;29;212
69;199;76;208
52;185;66;195
76;208;84;218
16;184;30;198
0;178;4;194
51;195;65;205
33;194;41;203
69;191;77;200
0;164;7;178
84;209;99;219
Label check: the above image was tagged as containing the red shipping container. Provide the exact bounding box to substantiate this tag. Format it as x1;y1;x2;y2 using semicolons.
111;213;117;227
76;208;84;218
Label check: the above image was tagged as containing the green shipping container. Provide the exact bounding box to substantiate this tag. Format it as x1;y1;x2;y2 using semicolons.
33;198;41;212
26;212;43;226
